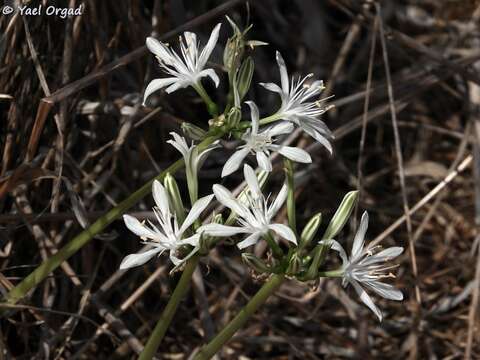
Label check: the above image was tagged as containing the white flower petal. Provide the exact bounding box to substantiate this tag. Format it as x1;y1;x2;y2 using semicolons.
268;223;297;245
256;152;272;172
275;145;312;163
222;148;250;177
146;37;172;62
275;51;289;93
243;164;262;198
352;211;368;259
263;121;294;137
245;101;260;135
319;239;348;267
180;234;201;247
351;280;383;321
199;223;250;237
213;184;247;217
119;248;162;269
199;68;220;88
123;214;157;239
267;183;287;219
152;180;170;217
178;194;214;235
143;78;177;104
198;23;221;68
365;281;403;301
361;247;404;266
237;232;261;249
259;82;283;94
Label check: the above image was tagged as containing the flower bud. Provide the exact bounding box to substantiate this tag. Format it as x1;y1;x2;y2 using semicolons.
181;122;207;141
164;173;185;224
226;107;242;128
299;212;322;250
242;253;271;274
323;191;358;240
223;17;244;76
237;57;254;100
286;253;302;275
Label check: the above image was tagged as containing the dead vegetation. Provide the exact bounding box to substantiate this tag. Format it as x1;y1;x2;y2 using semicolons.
0;0;479;358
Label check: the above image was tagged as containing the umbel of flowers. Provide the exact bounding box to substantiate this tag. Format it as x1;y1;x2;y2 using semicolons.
122;18;404;359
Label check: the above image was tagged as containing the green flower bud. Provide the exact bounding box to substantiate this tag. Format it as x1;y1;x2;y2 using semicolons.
286;253;302;275
226;107;242;128
164;173;185;224
299;212;322;250
242;253;271;274
181;122;207;141
322;191;358;240
237;57;254;100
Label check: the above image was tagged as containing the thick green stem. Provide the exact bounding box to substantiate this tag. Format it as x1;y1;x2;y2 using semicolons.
194;83;218;118
139;255;200;360
318;269;344;278
193;274;285;360
258;113;281;125
284;159;296;234
1;135;222;313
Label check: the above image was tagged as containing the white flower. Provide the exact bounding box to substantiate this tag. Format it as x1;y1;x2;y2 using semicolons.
221;101;312;177
260;51;333;153
143;23;221;103
321;212;403;321
167;132;218;202
120;180;213;269
200;164;296;249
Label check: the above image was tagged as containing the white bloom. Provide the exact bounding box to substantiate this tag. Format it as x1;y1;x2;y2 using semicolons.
321;212;403;321
260;51;333;153
143;23;221;103
167;132;218;201
200;164;296;249
221;101;312;177
120;180;213;269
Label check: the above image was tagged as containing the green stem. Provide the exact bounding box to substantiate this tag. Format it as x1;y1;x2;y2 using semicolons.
1;134;222;313
194;83;218;118
284;159;296;234
139;255;200;360
317;269;344;278
193;274;285;360
264;232;284;259
258;113;281;126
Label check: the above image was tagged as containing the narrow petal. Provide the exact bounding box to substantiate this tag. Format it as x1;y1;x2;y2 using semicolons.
198;23;222;68
143;78;177;103
259;82;283;94
263;121;294;137
180;234;201;247
268;183;287;218
243;164;262;198
245;101;260;134
119;248;162;269
178;194;214;235
237;232;261;249
199;223;250;237
351;280;383;321
352;211;369;259
319;239;348;267
275;51;289;93
146;37;172;62
123;215;158;239
152;180;170;217
222;148;249;177
256;151;272;172
199;68;220;88
365;281;403;301
361;247;404;266
165;80;191;93
213;184;247;217
301;124;333;154
269;223;297;245
275;146;312;163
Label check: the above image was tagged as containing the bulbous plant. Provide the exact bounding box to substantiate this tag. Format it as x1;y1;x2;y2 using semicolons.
1;17;404;360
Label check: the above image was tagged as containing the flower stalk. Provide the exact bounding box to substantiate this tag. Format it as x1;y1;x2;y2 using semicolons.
139;255;200;360
193;274;285;360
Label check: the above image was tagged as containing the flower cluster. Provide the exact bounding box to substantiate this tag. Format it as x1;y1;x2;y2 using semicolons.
120;21;404;322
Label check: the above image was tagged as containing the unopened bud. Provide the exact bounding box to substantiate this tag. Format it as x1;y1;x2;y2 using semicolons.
226;107;242;128
164;173;185;224
286;253;302;275
181;122;207;141
237;57;254;100
242;253;271;274
323;191;358;240
299;212;322;250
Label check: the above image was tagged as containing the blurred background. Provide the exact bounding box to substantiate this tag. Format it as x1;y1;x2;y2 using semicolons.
1;0;479;358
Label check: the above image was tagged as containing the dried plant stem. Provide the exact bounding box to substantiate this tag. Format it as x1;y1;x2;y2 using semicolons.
193;274;285;360
1;134;222;313
139;255;200;360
